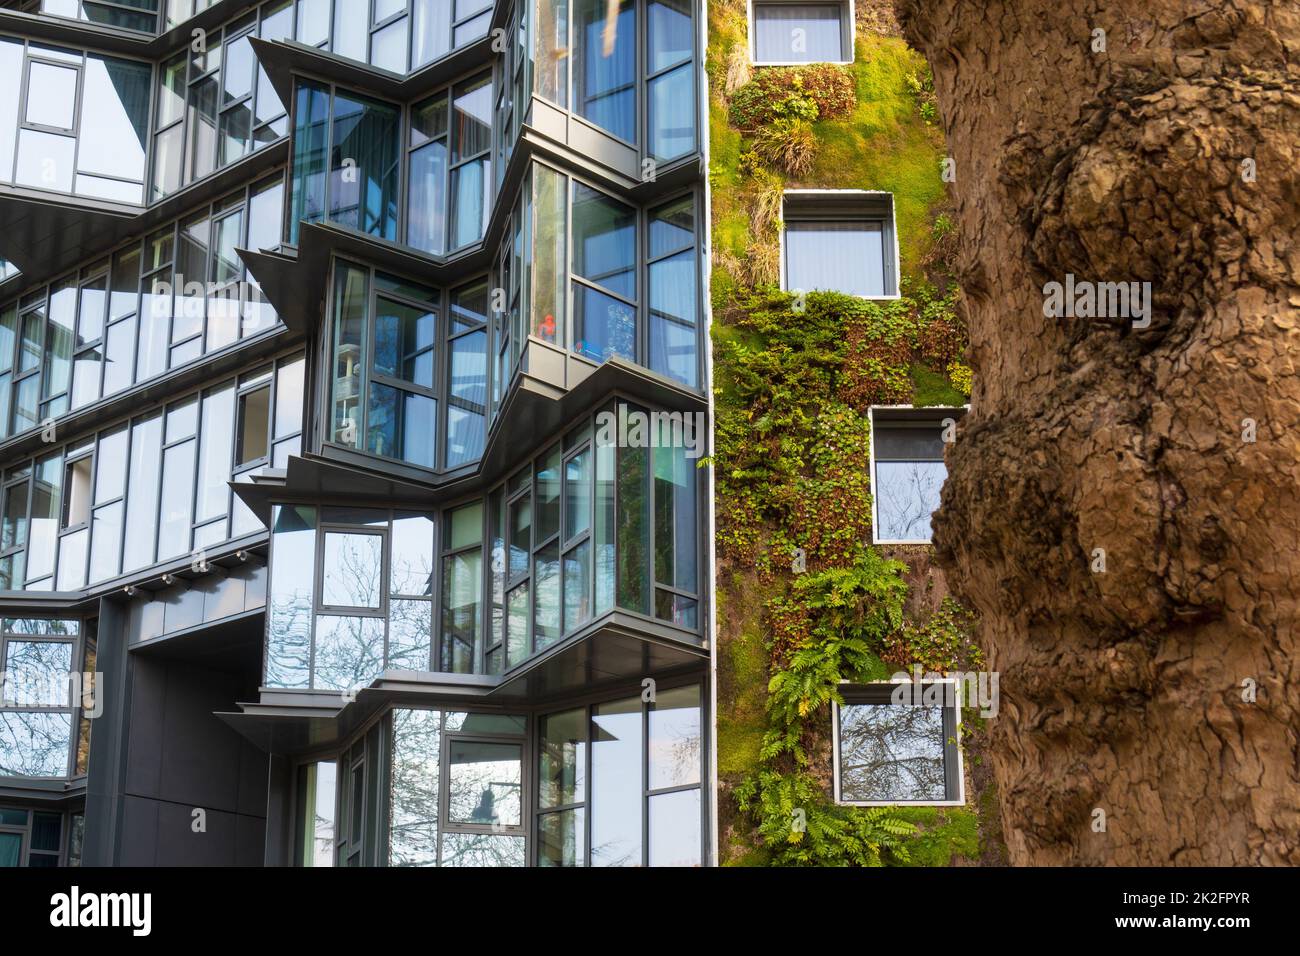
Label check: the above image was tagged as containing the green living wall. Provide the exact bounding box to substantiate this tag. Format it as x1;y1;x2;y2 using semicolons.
707;1;1005;865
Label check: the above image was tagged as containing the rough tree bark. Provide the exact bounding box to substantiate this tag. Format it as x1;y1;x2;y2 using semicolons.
895;0;1300;864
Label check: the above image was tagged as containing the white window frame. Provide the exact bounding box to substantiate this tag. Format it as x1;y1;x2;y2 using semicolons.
832;678;965;807
779;189;901;301
868;404;968;545
747;0;856;66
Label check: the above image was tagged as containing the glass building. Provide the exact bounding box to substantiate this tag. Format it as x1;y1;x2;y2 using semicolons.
0;0;708;867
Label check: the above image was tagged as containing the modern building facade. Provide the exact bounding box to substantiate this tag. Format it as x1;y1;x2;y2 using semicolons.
0;0;710;867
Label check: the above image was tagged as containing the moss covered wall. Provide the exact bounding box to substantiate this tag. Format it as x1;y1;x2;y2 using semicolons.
707;2;1005;865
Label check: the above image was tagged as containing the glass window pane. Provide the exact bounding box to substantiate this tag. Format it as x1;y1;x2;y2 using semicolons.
572;184;636;299
367;382;436;468
0;40;23;182
289;81;330;240
838;701;948;802
296;0;330;46
591;696;642;866
330;262;368;447
648;63;694;161
505;580;528;668
440;831;524;867
754;4;845;62
441;546;481;672
0;712;72;777
449;158;488;249
122;413;161;572
27;454;63;582
1;640;72;706
539;707;586;809
653;437;696;592
534;540;560;649
80;279;109;349
563;538;591;632
313;614;384;690
196;384;235;523
186;74;219;181
331;0;368;61
89;500;123;583
649;788;700;866
874;460;946;541
407;140;447;255
572;0;635;141
390;513;434;596
157;439;195;560
266;505;315;688
371;17;409;72
26;62;78;130
447;741;521;827
300;760;337;867
412;0;451;67
373;298;435;388
648;0;693;71
388;598;432;670
565;449;591;540
80;56;150;183
330;92;401;240
616;441;649;613
785;220;885;296
650;250;697;388
447;501;482;551
573;284;636;364
236;384;271;465
94;426;128;503
41;282;75;400
223;34;255;103
649;684;700;789
390;709;439;866
531;165;566;343
539;808;585;866
322;531;383;608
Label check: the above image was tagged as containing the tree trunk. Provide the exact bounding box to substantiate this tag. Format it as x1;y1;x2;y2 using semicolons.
896;0;1300;864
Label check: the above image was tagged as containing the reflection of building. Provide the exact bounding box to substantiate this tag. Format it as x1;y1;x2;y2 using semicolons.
0;0;709;867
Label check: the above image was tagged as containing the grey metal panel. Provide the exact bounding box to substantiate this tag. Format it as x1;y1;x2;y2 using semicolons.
567;117;641;180
161;584;206;635
124;657;167;801
117;795;159;866
156;663;243;812
154;801;238;866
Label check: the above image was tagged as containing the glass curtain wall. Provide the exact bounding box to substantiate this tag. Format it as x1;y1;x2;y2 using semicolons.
530;0;697;161
0;173;285;444
0;352;303;593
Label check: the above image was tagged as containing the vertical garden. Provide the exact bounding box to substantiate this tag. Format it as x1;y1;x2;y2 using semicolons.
707;1;1004;865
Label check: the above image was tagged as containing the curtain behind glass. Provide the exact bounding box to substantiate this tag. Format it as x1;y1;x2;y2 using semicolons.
785;220;884;297
754;4;844;62
573;0;636;142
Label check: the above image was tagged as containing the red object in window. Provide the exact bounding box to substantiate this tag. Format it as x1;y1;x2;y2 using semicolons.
539;314;556;339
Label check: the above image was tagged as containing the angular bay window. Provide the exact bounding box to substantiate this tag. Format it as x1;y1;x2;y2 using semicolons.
537;684;702;866
870;407;962;544
405;70;493;256
536;0;697;161
751;1;853;64
290;82;400;243
326;261;488;472
782;191;898;298
390;709;526;867
151;3;292;201
266;506;436;690
833;682;964;805
494;165;701;391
